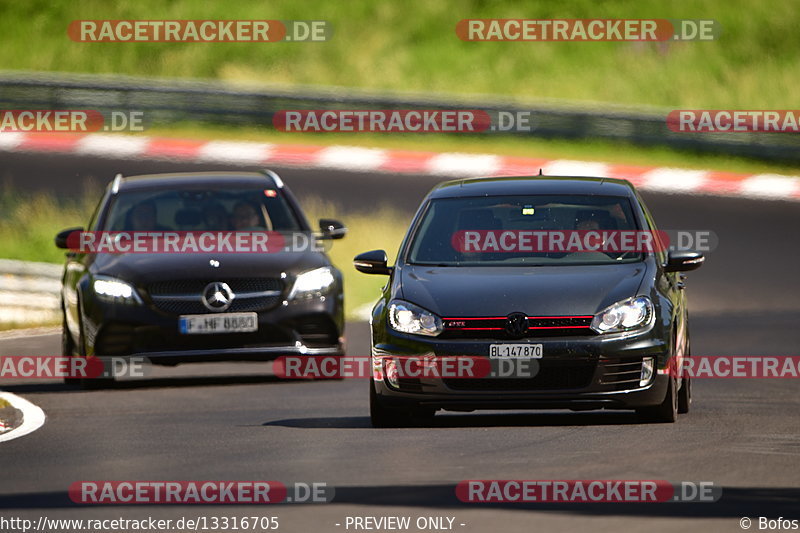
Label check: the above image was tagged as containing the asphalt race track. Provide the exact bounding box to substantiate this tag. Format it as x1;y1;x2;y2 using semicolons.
0;151;799;532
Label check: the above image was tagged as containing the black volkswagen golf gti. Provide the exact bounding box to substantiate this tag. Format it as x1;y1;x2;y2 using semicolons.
56;170;346;387
355;176;704;426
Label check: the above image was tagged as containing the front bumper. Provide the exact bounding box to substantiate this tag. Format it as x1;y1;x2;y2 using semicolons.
372;327;671;411
82;292;344;363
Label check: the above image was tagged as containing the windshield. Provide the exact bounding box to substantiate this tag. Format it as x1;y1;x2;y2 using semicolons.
406;194;644;266
102;187;303;232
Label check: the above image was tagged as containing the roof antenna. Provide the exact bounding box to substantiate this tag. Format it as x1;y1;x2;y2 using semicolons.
538;168;543;176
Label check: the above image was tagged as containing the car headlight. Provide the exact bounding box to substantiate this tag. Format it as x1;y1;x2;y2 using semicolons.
591;296;653;334
388;300;442;337
288;267;335;300
92;276;142;304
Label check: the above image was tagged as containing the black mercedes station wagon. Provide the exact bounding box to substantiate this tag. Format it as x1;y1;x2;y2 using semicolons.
355;176;704;426
56;170;346;387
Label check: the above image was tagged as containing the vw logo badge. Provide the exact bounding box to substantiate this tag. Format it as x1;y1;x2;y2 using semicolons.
202;282;235;312
505;312;529;339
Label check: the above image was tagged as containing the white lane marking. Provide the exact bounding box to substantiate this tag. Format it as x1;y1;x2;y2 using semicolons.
543;160;609;177
197;140;273;164
426;153;501;176
0;327;60;340
739;174;800;199
4;132;800;201
0;276;61;293
0;132;26;150
0;290;60;309
0;307;59;324
0;392;46;443
642;168;708;192
315;146;388;171
75;134;149;157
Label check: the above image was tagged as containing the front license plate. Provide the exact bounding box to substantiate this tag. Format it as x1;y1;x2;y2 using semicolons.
489;344;543;358
179;313;258;334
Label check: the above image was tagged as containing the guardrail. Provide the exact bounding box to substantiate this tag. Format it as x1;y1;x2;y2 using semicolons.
0;71;798;163
0;259;61;324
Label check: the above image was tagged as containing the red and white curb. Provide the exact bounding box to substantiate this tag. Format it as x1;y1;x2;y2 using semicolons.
1;132;799;201
0;392;46;443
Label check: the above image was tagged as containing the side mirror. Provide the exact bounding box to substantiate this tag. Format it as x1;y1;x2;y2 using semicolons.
319;219;347;240
55;227;82;249
665;251;705;273
354;250;393;275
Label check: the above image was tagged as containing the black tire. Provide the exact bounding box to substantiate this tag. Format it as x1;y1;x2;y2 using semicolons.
637;376;678;423
369;379;413;428
61;317;81;386
65;305;114;390
678;343;692;414
677;375;691;414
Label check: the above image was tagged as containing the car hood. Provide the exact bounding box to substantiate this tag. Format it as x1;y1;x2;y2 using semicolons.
89;252;327;287
399;263;647;317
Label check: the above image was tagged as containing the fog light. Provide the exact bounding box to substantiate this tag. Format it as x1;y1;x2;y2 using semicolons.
384;358;400;388
640;357;655;386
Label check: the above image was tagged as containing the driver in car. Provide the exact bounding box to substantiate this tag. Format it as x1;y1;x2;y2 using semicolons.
232;201;266;231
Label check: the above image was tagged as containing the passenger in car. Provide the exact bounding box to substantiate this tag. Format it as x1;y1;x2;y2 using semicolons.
127;200;169;231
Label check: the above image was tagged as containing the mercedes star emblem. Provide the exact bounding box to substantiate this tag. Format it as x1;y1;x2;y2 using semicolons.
202;281;235;312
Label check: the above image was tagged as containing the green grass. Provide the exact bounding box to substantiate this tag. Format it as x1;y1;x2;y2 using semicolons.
0;188;409;320
301;197;410;317
1;0;799;108
0;184;97;263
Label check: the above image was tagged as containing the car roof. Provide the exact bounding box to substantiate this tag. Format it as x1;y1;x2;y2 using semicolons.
427;176;637;199
112;171;282;192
